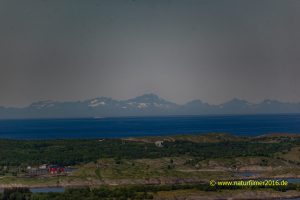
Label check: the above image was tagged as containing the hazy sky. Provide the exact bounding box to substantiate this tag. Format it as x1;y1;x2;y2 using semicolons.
0;0;300;107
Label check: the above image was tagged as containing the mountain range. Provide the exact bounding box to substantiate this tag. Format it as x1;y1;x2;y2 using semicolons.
0;94;300;119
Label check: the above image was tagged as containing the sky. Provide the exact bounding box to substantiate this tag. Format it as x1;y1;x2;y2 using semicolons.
0;0;300;107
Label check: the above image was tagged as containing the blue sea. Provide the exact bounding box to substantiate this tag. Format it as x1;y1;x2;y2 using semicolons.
0;114;300;139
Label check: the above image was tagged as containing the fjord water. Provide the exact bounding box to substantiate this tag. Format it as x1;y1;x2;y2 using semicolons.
0;114;300;139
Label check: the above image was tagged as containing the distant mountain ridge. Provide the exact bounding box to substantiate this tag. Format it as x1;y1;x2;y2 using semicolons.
0;93;300;119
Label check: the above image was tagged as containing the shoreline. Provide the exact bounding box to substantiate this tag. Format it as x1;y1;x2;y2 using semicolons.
0;132;299;141
1;185;300;200
1;174;300;189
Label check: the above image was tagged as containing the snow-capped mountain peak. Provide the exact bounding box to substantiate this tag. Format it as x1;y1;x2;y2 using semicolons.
88;99;106;107
1;94;300;119
125;94;177;109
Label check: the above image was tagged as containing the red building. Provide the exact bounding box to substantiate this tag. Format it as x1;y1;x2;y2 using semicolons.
48;165;65;174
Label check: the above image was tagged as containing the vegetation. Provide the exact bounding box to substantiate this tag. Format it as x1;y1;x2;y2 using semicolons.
1;134;300;199
1;183;300;200
0;136;294;167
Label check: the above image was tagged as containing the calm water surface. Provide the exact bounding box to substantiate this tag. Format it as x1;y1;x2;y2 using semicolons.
0;114;300;139
30;187;65;193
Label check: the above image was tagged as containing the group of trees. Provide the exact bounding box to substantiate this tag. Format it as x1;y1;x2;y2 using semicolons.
0;138;294;168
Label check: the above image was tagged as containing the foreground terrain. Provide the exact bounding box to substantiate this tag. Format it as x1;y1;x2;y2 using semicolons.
1;133;300;199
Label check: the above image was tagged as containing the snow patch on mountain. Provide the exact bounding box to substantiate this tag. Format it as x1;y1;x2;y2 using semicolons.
88;99;106;107
137;103;148;109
